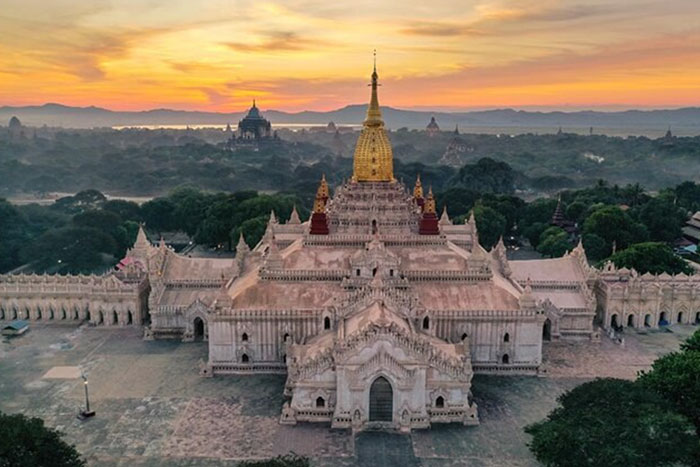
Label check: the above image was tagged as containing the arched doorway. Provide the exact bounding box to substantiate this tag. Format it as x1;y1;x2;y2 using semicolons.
644;314;651;327
659;312;668;326
610;314;618;328
696;312;700;324
502;354;510;364
324;317;331;330
543;319;552;341
369;376;393;422
627;314;635;327
193;317;204;341
371;220;378;235
677;312;683;323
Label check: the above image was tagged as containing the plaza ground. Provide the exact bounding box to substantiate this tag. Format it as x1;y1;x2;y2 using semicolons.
0;323;695;466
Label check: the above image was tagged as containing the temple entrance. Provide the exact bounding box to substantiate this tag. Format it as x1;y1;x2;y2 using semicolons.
659;312;668;326
610;314;618;328
543;319;552;341
193;317;204;341
371;220;378;235
627;314;635;327
369;376;393;422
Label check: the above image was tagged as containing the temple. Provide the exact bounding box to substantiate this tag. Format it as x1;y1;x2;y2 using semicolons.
2;59;699;432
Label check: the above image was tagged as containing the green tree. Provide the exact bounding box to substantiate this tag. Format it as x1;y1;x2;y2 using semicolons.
232;215;268;249
102;199;142;222
522;222;547;248
537;227;571;258
581;233;608;261
634;197;685;243
436;187;479;219
141;198;176;233
448;157;516;194
639;349;700;436
195;194;237;249
525;378;698;467
520;198;558;233
0;411;86;467
564;201;587;224
681;328;700;352
169;186;212;236
583;205;648;251
0;199;29;272
607;242;693;275
473;204;506;250
21;227;117;273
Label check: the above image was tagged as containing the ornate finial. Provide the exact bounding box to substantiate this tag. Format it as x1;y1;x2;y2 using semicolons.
413;174;424;199
439;205;452;225
288;205;301;224
252;99;256;108
424;187;436;214
373;49;377;74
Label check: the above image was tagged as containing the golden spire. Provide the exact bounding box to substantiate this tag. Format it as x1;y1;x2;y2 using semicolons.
424;187;436;214
365;50;382;126
313;175;329;213
352;51;394;182
413;174;423;199
318;174;330;200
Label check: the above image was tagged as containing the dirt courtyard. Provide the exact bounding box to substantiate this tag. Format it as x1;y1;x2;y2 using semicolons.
0;322;695;466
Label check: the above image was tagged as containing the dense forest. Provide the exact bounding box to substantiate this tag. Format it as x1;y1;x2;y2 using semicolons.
1;164;699;276
2;124;700;198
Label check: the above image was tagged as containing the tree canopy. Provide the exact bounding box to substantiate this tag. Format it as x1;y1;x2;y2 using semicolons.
606;242;694;275
0;411;85;467
525;378;699;467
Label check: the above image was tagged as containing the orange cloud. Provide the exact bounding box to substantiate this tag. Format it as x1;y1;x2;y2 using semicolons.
0;0;699;112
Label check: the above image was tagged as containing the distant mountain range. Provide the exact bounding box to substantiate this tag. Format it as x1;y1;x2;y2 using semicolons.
2;102;700;132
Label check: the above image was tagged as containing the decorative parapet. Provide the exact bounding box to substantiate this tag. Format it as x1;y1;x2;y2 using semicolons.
402;270;492;282
259;268;348;281
0;273;141;296
303;233;447;247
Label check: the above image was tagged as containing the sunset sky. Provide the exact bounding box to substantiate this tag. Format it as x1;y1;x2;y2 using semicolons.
1;0;699;112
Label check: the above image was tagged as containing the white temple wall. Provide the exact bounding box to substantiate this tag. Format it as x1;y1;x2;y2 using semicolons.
434;317;542;369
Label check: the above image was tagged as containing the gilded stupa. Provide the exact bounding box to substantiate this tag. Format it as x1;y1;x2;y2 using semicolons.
352;53;394;182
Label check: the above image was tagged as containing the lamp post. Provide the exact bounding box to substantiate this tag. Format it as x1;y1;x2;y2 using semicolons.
78;373;95;420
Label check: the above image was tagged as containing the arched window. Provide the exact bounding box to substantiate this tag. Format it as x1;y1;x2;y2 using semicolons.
356;269;361;276
389;269;394;277
503;332;510;343
461;333;468;341
422;316;430;330
372;267;377;277
316;397;325;408
241;354;249;363
324;316;331;330
241;332;248;342
502;354;509;364
435;396;445;408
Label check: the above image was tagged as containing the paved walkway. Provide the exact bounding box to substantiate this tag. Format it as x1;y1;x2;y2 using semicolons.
0;322;695;466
